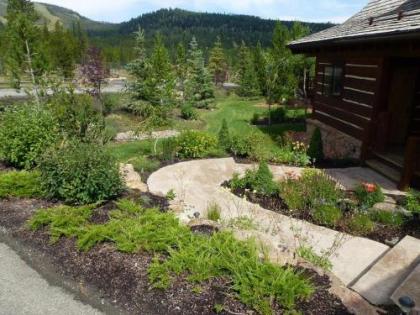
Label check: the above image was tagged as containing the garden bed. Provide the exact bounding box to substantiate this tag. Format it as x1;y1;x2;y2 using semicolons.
224;183;420;244
0;195;352;315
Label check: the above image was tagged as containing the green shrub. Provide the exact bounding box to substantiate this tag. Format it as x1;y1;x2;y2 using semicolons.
218;119;231;150
296;246;332;271
207;203;221;221
176;130;218;159
229;131;269;161
354;183;385;208
181;105;198;120
370;210;405;226
307;127;324;162
0;171;43;198
230;162;279;196
348;214;375;235
102;93;121;115
406;189;420;214
270;107;286;123
159;137;178;162
312;204;342;227
279;169;343;210
39;143;123;205
0;104;59;169
29;199;313;314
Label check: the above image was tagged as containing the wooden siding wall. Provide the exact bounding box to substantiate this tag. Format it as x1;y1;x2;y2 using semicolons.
314;58;381;140
412;75;420;136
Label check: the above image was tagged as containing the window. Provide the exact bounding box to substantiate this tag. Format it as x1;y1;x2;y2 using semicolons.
323;64;344;97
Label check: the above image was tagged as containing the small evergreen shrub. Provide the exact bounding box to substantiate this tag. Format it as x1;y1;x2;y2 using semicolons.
39;143;123;205
0;104;59;169
0;171;43;198
307;127;324;162
348;213;375;235
312;204;342;227
218;119;231;150
181;105;198;120
176;130;218;159
229;131;269;161
229;162;279;196
354;183;385;208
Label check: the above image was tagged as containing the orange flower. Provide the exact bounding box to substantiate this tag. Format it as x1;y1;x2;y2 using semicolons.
362;182;376;193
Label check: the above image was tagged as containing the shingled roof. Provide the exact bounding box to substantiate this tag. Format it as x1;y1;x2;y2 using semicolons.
289;0;420;50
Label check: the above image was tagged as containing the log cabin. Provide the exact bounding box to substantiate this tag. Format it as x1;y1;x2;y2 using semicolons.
288;0;420;190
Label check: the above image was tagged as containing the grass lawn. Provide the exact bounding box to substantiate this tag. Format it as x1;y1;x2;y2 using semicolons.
107;94;307;167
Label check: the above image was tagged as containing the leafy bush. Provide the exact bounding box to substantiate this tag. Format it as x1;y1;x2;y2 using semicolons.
0;104;59;169
218;119;231;150
251;108;286;125
348;214;375;235
207;203;221;221
229;131;269;161
312;204;342;227
0;171;43;198
181;105;198;120
370;210;405;227
39;143;123;205
279;169;343;210
229;162;279;196
102;93;122;115
406;189;420;214
307;127;324;162
47;92;106;143
176;130;218;159
29;199;313;314
272;143;311;167
354;183;385;208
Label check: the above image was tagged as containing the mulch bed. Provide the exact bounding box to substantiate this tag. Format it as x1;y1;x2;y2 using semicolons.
0;196;354;315
225;184;420;244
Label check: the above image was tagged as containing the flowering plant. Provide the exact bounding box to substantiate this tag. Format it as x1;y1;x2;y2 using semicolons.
355;182;384;208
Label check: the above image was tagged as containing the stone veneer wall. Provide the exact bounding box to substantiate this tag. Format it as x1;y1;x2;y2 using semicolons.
306;119;362;160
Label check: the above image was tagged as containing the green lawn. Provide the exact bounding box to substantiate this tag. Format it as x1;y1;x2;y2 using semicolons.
107;95;306;165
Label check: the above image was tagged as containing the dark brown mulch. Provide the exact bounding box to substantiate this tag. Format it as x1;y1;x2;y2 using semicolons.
0;196;356;315
226;185;420;245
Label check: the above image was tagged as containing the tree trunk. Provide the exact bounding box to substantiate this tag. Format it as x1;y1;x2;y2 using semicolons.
25;40;40;106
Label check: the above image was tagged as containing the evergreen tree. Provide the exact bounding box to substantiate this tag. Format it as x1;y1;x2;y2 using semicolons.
184;37;214;108
218;118;231;150
237;42;260;97
253;42;267;96
148;33;175;106
175;42;187;93
4;0;48;103
208;36;228;85
126;28;150;102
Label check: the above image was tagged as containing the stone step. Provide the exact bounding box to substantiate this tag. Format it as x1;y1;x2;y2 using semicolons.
351;236;420;305
366;159;401;183
391;263;420;313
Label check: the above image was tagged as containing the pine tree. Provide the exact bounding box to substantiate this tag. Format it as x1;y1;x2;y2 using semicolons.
253;42;267;96
4;0;48;104
218;118;231;150
184;37;214;108
237;42;260;97
208;36;228;85
126;28;150;102
148;33;175;106
175;42;187;93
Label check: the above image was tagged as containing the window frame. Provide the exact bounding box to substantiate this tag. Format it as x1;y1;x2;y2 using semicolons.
321;62;345;98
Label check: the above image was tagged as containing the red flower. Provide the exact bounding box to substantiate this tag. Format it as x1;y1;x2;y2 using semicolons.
362;183;376;193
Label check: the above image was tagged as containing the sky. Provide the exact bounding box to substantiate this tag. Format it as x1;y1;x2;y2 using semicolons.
34;0;368;24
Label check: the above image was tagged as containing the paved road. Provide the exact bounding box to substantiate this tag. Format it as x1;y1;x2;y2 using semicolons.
0;82;125;99
0;242;104;315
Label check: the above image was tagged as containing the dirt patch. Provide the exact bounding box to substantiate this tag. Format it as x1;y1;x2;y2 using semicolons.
225;184;420;244
0;197;354;315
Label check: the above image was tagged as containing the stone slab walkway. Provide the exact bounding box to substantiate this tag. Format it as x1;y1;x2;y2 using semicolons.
115;130;179;142
147;158;390;287
391;263;420;312
0;242;103;315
